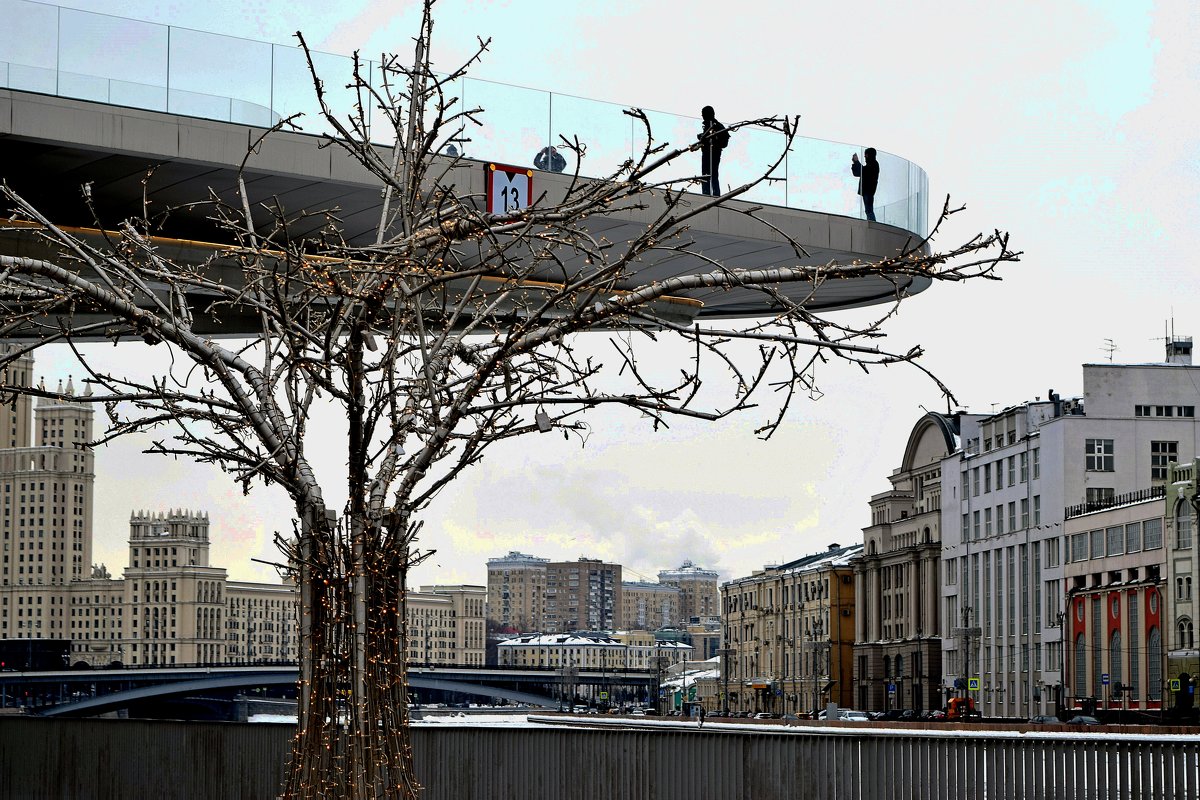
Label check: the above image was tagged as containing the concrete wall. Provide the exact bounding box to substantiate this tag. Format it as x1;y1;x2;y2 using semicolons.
2;717;1198;799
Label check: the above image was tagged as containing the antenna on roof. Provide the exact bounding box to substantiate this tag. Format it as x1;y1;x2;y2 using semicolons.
1101;339;1118;363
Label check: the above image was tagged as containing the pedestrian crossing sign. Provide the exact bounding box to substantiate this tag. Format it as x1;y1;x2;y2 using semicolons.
1170;678;1181;692
968;678;980;691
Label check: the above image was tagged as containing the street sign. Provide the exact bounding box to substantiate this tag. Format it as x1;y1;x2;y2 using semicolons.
887;683;896;693
599;692;608;700
485;163;534;214
1101;673;1109;686
1170;678;1181;692
968;678;980;691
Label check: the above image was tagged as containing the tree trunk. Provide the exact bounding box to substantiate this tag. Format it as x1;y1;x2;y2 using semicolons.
283;512;419;799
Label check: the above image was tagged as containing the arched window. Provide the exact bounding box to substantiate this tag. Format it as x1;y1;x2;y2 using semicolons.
1178;618;1195;650
1177;500;1194;549
895;655;904;678
1148;627;1162;701
1109;631;1122;690
1074;634;1087;699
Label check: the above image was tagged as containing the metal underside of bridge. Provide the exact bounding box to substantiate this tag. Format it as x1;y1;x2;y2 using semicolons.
0;89;931;337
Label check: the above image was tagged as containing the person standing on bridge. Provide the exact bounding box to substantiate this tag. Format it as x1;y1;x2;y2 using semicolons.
850;148;880;221
697;106;729;196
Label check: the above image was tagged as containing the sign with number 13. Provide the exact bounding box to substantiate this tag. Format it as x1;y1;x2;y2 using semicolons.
486;163;534;214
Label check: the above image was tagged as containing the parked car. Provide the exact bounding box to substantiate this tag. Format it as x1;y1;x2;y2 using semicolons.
1029;715;1060;724
753;712;777;720
629;709;645;716
1066;715;1102;725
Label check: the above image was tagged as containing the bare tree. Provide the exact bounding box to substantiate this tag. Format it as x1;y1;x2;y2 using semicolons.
0;1;1016;796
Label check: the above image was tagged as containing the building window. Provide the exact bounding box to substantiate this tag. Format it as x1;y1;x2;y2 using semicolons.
1148;628;1162;701
984;465;992;494
1176;501;1194;549
1070;533;1089;563
1032;448;1040;480
1125;522;1142;554
1142;518;1162;550
1034;496;1041;526
1007;457;1016;486
1109;630;1122;692
1151;441;1178;481
1176;576;1192;601
973;511;981;541
1021;499;1029;529
1008;502;1016;532
985;508;993;537
972;468;980;497
1086;488;1114;506
1085;439;1114;472
1129;599;1140;700
1074;634;1087;699
1179;619;1195;650
1020;452;1028;483
1106;526;1124;557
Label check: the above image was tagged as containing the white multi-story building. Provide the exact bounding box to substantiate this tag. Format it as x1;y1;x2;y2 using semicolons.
941;344;1200;718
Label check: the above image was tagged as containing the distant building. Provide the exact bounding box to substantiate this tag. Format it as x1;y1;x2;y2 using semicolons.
485;551;548;632
0;354;482;668
408;584;487;667
1062;492;1165;713
658;561;720;624
621;580;680;630
496;631;690;670
855;412;966;714
941;353;1200;718
544;558;622;633
722;543;862;715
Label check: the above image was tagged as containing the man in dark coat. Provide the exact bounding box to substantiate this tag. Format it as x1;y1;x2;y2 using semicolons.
850;148;880;221
534;145;567;173
698;106;729;196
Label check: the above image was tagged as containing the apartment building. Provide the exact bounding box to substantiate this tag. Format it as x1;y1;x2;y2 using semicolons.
620;580;680;631
658;561;720;624
723;543;861;715
407;584;486;667
485;551;548;632
544;558;622;633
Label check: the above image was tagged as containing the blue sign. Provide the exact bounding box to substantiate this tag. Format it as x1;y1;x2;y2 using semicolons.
1101;673;1110;686
887;683;896;693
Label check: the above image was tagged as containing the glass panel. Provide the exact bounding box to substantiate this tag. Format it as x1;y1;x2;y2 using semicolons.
271;45;360;136
874;150;924;234
549;92;633;179
786;136;862;221
722;124;786;206
639;109;703;193
58;8;167;111
168;28;272;124
466;77;550;172
0;0;59;94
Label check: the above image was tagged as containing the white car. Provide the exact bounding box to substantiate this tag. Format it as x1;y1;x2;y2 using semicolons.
818;709;869;722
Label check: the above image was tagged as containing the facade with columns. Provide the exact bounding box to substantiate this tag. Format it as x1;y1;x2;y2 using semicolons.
853;412;970;713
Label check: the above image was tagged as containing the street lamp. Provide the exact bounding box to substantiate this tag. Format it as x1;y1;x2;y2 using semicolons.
717;647;734;716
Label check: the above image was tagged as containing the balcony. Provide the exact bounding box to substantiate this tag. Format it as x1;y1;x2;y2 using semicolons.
0;0;928;236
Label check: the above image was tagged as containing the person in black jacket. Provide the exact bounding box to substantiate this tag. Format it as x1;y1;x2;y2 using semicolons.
534;145;567;173
850;148;880;221
698;106;729;196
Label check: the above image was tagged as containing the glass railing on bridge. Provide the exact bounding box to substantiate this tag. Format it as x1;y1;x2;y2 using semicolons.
0;0;928;236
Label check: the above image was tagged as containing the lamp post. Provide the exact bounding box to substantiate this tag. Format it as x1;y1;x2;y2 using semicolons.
717;647;734;716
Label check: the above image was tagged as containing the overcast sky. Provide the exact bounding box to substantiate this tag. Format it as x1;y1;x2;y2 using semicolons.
22;0;1200;588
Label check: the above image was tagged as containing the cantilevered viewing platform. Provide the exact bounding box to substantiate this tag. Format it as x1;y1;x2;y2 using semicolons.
0;0;933;331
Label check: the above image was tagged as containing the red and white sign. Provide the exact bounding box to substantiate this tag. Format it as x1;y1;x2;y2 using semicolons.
485;163;534;214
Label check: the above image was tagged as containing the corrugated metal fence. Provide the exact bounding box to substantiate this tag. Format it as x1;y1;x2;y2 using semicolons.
1;717;1197;799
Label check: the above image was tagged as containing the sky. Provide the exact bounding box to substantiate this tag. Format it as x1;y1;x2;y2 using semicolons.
14;0;1200;588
